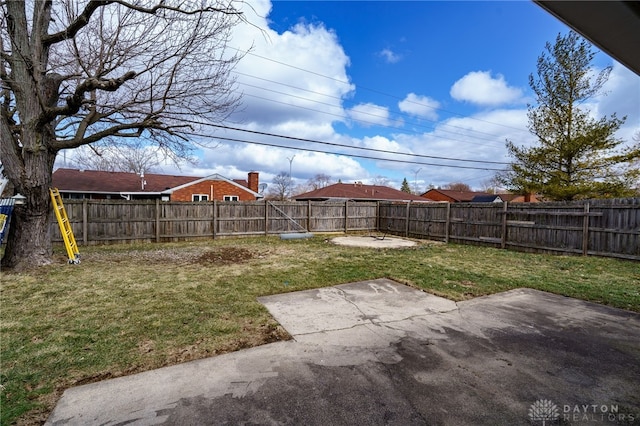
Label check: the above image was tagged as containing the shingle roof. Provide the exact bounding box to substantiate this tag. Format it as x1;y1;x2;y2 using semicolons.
421;189;496;202
495;193;519;202
294;183;431;202
52;168;200;193
471;194;503;203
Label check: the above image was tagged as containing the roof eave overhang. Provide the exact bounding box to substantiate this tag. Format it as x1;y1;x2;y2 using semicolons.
121;192;164;195
57;189;122;195
535;1;640;76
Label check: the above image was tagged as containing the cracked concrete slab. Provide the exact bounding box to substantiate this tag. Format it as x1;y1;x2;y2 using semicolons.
257;279;458;338
46;279;640;425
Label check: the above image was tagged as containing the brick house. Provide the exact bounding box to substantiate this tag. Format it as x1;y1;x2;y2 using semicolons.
294;182;431;202
52;168;262;201
421;189;538;203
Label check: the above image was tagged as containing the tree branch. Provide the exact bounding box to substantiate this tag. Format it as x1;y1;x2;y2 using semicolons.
42;71;136;123
42;0;242;48
42;1;112;46
110;0;242;16
52;119;160;150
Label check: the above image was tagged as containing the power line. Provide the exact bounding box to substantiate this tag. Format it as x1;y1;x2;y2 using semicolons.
234;71;521;145
184;129;508;172
230;46;532;135
204;123;511;165
235;79;510;148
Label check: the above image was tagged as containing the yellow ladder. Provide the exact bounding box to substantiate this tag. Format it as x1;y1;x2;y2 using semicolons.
50;188;80;264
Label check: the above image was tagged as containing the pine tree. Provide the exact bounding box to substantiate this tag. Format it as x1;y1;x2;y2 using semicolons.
501;31;639;201
400;178;412;193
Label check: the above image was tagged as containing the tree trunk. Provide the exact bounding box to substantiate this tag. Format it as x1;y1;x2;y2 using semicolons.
1;145;56;270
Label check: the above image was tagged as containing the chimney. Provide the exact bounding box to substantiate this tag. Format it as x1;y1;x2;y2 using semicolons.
248;171;259;193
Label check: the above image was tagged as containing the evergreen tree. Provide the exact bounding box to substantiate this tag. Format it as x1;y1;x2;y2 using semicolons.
400;178;412;193
501;31;639;201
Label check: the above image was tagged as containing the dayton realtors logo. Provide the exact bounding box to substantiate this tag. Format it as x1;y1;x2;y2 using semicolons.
529;399;560;425
529;399;637;424
563;403;636;423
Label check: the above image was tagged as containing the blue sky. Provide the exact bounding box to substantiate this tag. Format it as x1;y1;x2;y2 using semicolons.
147;2;640;192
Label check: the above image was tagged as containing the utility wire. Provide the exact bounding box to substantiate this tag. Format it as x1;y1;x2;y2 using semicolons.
235;80;509;148
184;129;508;172
234;71;521;144
230;46;532;134
204;122;511;165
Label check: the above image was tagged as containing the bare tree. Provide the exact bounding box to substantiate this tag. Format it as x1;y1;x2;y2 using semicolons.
1;1;245;269
294;173;332;194
68;140;196;175
479;176;502;194
266;172;290;201
308;173;332;190
371;175;390;187
443;182;472;192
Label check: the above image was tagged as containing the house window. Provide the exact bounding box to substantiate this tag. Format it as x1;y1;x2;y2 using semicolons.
223;195;239;201
192;194;209;202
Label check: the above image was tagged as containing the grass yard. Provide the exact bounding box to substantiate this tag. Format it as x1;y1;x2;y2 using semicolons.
1;235;639;425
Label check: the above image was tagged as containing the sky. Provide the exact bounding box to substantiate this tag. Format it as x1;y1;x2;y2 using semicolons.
65;0;640;193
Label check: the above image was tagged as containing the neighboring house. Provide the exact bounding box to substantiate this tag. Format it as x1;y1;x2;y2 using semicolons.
52;168;262;201
421;189;494;203
497;193;540;203
421;189;538;203
294;182;432;203
471;194;503;203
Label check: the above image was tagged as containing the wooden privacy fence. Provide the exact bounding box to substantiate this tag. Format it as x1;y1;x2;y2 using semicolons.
52;200;378;244
52;198;639;260
378;198;639;260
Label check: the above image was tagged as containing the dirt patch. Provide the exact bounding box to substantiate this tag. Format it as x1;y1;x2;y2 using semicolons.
165;323;291;365
85;246;257;266
193;247;254;265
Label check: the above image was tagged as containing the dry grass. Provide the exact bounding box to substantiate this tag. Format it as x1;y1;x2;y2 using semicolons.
1;236;638;425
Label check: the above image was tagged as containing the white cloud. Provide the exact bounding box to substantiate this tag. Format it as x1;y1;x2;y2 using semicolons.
389;108;531;188
347;103;391;127
379;48;402;64
165;1;368;186
194;141;367;185
150;2;635;193
292;152;366;182
398;93;440;121
592;62;640;144
229;17;354;127
450;71;524;106
361;135;406;154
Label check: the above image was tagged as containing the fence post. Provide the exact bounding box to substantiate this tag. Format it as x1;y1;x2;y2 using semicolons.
82;199;88;245
308;200;312;232
582;202;590;256
376;201;380;232
501;201;508;249
405;201;411;237
445;202;451;243
155;199;160;243
212;200;217;239
264;199;269;236
344;200;349;233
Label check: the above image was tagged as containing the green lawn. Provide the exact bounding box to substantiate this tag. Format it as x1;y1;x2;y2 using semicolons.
1;236;638;425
